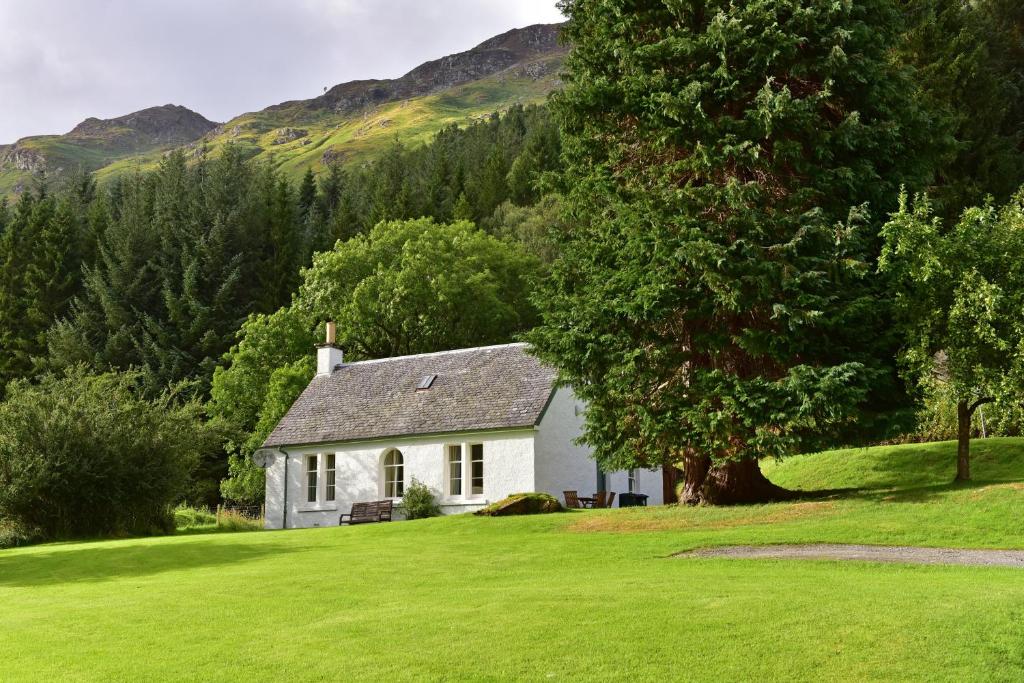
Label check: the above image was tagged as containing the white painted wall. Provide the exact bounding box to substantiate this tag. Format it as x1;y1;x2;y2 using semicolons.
264;450;286;529
533;386;598;498
605;467;664;506
264;429;536;529
533;386;664;507
263;387;668;529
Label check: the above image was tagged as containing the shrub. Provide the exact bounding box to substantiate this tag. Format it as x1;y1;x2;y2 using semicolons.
400;478;441;520
0;520;43;549
215;508;264;532
916;375;1022;442
0;367;222;542
173;504;217;529
173;505;262;533
474;492;563;516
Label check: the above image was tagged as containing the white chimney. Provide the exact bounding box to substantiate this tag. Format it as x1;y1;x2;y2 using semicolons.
316;322;344;376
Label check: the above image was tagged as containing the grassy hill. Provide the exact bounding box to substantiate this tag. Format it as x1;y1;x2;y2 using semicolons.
763;436;1024;491
0;105;218;196
2;439;1024;680
3;24;565;199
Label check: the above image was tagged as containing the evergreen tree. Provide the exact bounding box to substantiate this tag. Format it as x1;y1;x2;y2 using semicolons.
530;0;943;504
0;193;85;388
297;167;318;220
49;149;304;397
452;192;474;221
898;0;1024;216
0;197;9;238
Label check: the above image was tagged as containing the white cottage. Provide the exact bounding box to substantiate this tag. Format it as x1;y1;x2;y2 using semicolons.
259;334;664;529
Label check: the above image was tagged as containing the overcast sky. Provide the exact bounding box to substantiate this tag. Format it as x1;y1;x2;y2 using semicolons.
0;0;564;144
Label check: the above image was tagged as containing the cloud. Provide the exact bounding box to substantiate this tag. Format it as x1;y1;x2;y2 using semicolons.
0;0;563;143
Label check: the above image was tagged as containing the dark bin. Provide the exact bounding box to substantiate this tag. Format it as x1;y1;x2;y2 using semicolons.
618;492;649;507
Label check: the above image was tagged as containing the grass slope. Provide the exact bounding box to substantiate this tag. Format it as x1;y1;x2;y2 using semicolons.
91;56;562;191
2;439;1024;681
2;55;561;199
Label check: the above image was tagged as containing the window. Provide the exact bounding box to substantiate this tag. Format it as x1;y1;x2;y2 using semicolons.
306;455;319;503
383;450;404;498
448;445;463;496
628;468;637;494
470;444;484;496
325;454;336;502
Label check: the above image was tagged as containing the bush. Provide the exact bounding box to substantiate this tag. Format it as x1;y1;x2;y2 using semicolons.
0;367;222;542
916;375;1022;442
474;492;563;516
0;520;43;549
173;505;262;533
400;478;441;520
173;504;217;529
215;508;264;532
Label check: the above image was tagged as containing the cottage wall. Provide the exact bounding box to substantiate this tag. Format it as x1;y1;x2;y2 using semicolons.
532;386;598;497
604;468;665;506
533;386;665;506
264;429;536;529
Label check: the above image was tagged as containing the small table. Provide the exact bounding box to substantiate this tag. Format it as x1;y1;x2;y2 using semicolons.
578;496;596;509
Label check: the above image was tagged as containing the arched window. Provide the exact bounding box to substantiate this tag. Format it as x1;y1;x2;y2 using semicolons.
383;449;404;498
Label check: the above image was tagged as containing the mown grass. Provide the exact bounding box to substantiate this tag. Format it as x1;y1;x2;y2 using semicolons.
2;439;1023;681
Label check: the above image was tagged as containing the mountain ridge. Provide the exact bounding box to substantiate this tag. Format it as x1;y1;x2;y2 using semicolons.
65;104;219;150
294;23;564;116
0;23;565;197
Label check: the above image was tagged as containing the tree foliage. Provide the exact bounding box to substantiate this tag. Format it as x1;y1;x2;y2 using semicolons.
0;106;559;402
0;189;91;391
898;0;1024;217
530;0;944;503
211;218;541;502
880;190;1024;479
0;367;220;541
46;148;308;396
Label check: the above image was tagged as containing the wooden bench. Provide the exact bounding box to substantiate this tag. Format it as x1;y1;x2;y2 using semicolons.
340;500;393;525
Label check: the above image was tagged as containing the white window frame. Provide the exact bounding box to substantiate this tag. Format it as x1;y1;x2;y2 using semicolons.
306;454;320;503
325;453;336;502
383;449;404;499
447;444;463;497
469;443;484;498
628;468;637;494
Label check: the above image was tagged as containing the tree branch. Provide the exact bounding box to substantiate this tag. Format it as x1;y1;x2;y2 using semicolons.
969;397;995;414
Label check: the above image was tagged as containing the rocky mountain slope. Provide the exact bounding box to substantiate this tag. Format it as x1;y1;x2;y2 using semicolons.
299;23;562;115
66;105;218;150
0;105;218;195
1;23;565;197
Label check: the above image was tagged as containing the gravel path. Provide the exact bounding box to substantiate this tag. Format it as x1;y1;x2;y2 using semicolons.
675;544;1024;567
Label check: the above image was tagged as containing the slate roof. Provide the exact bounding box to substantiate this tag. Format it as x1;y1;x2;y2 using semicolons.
262;343;557;448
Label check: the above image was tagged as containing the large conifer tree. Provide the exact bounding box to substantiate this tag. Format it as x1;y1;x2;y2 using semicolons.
531;0;942;503
0;193;86;389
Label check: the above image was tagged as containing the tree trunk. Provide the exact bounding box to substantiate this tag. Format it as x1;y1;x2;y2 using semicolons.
680;451;795;505
956;400;971;482
662;463;682;504
680;451;711;505
701;458;797;505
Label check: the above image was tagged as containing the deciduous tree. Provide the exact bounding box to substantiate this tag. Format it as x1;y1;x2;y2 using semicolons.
880;191;1024;481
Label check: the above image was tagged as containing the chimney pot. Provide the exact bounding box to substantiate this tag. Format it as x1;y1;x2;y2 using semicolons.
316;322;343;376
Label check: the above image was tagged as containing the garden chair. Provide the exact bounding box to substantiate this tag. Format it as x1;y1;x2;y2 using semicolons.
563;490;582;509
605;492;616;508
592;491;607;508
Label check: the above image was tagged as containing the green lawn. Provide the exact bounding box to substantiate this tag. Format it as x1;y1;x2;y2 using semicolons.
2;439;1024;681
